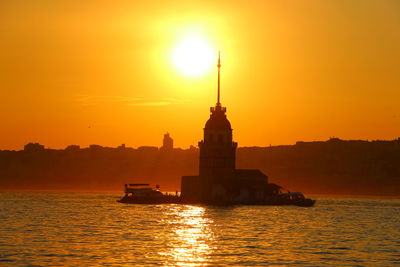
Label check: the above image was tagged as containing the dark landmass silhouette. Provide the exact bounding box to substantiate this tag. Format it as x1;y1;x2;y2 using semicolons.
0;138;399;196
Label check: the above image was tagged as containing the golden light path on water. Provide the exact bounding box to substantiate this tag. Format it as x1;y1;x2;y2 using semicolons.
0;192;399;266
159;205;214;266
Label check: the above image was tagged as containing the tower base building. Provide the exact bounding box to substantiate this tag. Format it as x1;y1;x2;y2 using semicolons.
181;55;279;204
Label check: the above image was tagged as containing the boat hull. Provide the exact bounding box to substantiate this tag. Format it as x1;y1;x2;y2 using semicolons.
117;196;181;204
117;196;316;206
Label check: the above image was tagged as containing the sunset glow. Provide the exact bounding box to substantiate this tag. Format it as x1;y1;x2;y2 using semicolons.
1;2;399;265
171;33;215;77
0;1;399;150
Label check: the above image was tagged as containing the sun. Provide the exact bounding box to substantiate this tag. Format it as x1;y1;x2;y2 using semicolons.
171;34;215;77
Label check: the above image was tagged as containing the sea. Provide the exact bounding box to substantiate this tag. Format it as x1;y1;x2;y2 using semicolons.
0;192;399;266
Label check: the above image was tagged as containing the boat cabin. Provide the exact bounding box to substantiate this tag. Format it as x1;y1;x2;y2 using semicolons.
124;184;163;197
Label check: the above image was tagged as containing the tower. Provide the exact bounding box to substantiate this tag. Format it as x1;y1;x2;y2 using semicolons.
181;53;269;204
161;132;173;151
198;53;237;187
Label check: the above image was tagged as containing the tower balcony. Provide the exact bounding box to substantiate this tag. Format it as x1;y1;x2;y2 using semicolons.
210;105;226;113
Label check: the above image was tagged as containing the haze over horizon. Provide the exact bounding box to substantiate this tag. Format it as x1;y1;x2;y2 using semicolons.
1;0;399;150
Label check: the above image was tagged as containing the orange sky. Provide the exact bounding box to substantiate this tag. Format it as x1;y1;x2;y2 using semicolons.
1;0;399;150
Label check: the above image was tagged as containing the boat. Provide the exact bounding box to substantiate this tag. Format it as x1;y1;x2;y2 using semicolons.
117;184;315;206
117;184;181;204
276;192;315;207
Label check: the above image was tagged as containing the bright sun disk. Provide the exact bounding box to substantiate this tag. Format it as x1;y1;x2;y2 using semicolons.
172;34;214;77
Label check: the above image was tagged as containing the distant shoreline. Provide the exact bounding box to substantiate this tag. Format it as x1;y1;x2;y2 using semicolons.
1;138;399;196
1;137;400;152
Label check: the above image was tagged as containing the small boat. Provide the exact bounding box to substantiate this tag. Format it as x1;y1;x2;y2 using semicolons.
277;192;315;207
117;184;315;207
117;184;180;204
293;198;316;207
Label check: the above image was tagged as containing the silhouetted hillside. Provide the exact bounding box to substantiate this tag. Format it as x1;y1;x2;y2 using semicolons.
0;138;399;195
237;138;400;195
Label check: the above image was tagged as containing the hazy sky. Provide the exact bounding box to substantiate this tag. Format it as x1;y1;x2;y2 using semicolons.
1;0;399;150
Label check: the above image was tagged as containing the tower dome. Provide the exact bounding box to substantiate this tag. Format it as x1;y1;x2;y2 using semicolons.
205;105;231;130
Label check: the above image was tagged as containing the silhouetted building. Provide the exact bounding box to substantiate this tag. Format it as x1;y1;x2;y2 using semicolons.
89;144;103;150
161;133;173;151
24;143;45;152
117;144;126;149
181;54;269;204
189;145;197;151
66;145;80;151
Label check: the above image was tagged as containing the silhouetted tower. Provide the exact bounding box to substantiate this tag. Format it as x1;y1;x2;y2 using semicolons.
199;53;237;178
181;53;270;203
161;132;173;151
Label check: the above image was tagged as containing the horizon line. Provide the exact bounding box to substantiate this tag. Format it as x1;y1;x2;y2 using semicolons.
3;137;400;151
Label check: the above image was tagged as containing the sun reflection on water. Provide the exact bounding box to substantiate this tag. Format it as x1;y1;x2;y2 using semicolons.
1;194;399;266
159;205;215;266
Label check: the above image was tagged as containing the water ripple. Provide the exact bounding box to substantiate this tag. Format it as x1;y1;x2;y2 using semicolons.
0;192;399;266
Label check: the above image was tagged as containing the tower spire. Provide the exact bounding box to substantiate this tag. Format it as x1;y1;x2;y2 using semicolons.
217;52;221;106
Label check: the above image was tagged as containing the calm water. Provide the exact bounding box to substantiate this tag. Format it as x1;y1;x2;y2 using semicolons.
0;192;399;266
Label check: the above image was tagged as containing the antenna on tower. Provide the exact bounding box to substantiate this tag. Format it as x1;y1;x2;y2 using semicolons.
217;51;221;106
